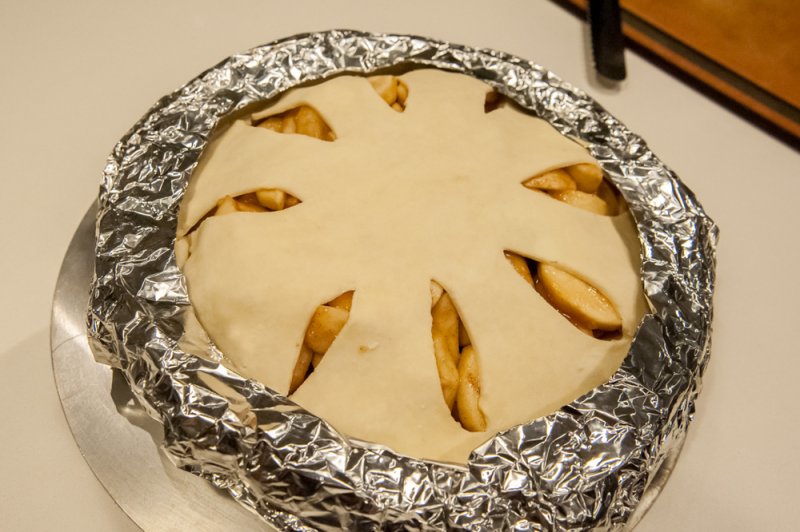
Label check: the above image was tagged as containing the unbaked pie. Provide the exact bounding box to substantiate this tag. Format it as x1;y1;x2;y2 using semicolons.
175;69;648;463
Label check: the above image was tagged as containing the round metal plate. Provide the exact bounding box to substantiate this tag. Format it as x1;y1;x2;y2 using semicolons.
51;203;267;532
51;204;683;531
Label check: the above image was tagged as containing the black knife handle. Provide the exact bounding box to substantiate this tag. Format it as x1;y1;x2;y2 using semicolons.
589;0;627;80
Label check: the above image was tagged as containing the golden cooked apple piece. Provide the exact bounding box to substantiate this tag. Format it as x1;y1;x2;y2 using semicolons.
456;346;487;432
214;195;239;216
433;341;459;410
256;188;286;211
432;292;460;366
596;180;620;216
550;190;609;216
214;195;266;215
432;289;461;409
327;291;354;312
295;106;331;139
181;187;301;265
369;75;397;104
289;344;313;394
567;163;604;193
183;191;294;247
255;105;335;141
202;189;301;224
256;115;283;133
236;192;270;209
291;292;354;390
305;305;350;354
368;75;408;112
536;263;622;333
429;284;488;430
458;320;471;348
522;169;577;193
522;164;622;218
504;251;534;287
396;79;408;106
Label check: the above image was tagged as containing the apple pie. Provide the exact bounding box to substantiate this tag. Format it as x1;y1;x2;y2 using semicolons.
175;69;648;463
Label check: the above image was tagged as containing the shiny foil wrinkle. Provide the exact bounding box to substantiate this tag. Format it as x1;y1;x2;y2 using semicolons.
88;30;718;530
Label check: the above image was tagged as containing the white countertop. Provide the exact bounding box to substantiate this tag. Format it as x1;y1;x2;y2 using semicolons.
1;1;798;530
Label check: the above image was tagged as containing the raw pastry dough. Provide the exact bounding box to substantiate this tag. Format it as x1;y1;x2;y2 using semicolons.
176;70;647;463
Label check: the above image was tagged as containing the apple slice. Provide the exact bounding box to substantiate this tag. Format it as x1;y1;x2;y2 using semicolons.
458;320;471;348
522;169;577;192
432;290;462;409
368;75;408;112
256;188;286;211
596;180;619;216
550;190;609;215
536;263;622;332
369;75;398;105
305;305;349;354
214;195;239;216
432;292;459;365
294;106;332;139
456;346;487;431
256;116;283;133
433;338;459;410
567;163;604;193
289;344;313;394
396;80;409;106
214;195;266;215
327;291;354;312
504;251;534;287
256;105;335;140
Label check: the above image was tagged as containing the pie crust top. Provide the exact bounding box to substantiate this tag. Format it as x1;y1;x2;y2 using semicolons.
176;70;647;463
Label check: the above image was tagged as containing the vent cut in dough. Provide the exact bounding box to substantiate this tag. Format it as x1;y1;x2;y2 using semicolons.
176;70;648;464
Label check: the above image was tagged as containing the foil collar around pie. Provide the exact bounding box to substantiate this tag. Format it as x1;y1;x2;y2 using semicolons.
87;30;718;530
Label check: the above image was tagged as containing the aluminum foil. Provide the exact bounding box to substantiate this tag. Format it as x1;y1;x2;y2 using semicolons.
88;30;718;530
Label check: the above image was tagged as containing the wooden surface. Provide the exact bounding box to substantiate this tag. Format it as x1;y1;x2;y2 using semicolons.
626;0;799;109
565;0;800;138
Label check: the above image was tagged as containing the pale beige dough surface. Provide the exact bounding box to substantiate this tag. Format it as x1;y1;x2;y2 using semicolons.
176;70;647;463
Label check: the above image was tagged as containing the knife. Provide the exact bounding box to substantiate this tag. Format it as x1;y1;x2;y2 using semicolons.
588;0;627;80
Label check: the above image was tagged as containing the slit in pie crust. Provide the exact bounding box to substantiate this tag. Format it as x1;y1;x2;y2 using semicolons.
175;70;648;463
